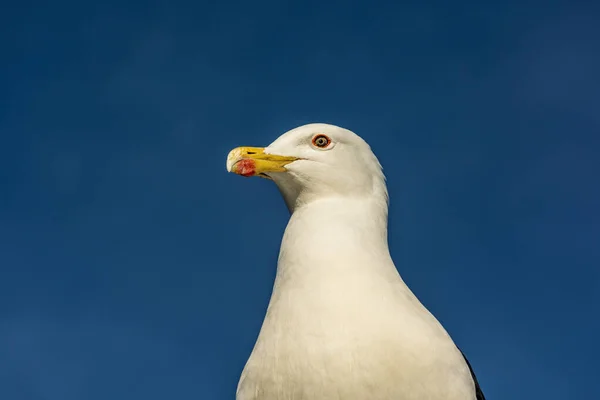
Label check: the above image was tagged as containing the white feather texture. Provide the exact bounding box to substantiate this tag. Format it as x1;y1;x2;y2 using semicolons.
234;124;476;400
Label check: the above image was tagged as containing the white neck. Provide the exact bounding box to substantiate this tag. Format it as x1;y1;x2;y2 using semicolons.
265;196;412;324
281;197;389;270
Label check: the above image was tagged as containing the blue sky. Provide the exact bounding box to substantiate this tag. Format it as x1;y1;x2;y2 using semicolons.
1;1;599;399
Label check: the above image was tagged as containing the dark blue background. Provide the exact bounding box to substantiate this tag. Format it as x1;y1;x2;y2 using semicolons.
1;1;598;399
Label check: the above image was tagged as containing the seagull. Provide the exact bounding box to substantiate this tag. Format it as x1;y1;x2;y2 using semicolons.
226;123;485;400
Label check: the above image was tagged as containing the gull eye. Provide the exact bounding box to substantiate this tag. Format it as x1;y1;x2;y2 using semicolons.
312;134;331;149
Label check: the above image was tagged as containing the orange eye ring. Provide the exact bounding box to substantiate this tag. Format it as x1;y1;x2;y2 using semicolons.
312;134;332;148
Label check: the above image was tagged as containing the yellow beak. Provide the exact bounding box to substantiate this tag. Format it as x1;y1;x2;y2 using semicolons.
226;147;299;178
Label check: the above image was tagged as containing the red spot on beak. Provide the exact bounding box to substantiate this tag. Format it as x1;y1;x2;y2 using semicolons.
236;159;256;177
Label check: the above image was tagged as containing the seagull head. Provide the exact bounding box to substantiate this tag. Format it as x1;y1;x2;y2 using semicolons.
226;123;387;212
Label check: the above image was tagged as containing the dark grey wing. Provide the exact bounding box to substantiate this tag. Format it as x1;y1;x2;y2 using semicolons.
459;349;485;400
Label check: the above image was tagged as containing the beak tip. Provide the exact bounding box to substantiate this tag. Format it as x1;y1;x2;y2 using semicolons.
226;148;244;173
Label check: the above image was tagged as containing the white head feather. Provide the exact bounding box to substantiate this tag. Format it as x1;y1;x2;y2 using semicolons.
262;123;388;213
